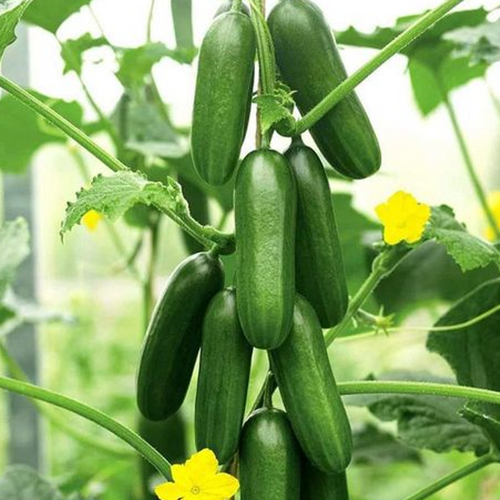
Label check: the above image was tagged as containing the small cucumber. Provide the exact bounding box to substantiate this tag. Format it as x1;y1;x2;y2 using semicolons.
239;408;301;500
137;252;224;420
235;149;297;349
270;295;352;473
268;0;381;179
301;457;349;500
191;12;256;185
285;140;348;327
195;287;253;464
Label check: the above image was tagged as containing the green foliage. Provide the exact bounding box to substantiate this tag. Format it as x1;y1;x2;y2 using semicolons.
0;91;83;173
170;0;196;62
253;83;295;135
60;33;109;75
0;0;32;61
22;0;90;34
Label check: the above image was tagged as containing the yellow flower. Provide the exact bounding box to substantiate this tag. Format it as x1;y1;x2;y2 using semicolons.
375;191;431;245
485;191;500;242
155;449;239;500
81;210;103;231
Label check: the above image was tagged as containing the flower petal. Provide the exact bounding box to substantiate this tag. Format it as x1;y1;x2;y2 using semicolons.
185;449;218;479
155;481;187;500
172;464;193;490
200;472;240;498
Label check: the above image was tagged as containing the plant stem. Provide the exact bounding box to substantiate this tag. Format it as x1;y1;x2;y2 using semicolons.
338;380;500;406
147;0;156;43
400;454;494;500
232;0;243;11
143;222;160;330
0;375;172;479
325;245;411;344
291;0;467;136
442;89;500;240
0;76;127;173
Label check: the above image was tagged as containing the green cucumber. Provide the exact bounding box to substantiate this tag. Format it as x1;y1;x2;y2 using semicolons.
268;0;381;179
178;174;210;255
137;252;224;420
239;408;301;500
195;287;253;463
235;149;297;349
301;459;349;500
270;295;352;473
191;11;256;185
285;140;348;327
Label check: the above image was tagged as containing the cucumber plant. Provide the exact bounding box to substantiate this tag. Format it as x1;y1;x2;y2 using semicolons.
0;0;500;500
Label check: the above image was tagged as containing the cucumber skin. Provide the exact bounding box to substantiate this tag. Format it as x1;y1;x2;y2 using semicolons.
270;295;353;473
136;252;224;421
195;288;253;464
285;142;348;327
239;409;301;500
191;12;256;186
268;0;381;180
235;149;297;349
301;459;349;500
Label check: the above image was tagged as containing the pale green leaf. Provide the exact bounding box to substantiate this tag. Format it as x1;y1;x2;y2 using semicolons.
60;33;108;75
0;466;66;500
0;0;32;61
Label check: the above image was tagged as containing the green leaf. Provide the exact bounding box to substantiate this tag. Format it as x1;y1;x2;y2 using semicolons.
61;171;186;237
347;371;490;456
60;33;108;75
424;205;500;272
0;90;83;173
352;424;421;466
462;402;500;455
0;0;32;61
253;84;295;135
0;218;30;300
22;0;90;34
0;466;66;500
445;20;500;65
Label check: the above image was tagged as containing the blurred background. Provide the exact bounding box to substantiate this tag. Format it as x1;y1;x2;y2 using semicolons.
0;0;499;499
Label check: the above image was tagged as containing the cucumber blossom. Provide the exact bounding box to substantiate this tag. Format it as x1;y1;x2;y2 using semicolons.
270;295;353;473
195;288;252;464
285;140;348;327
191;12;256;185
268;0;381;179
235;149;297;349
136;252;224;421
239;408;301;500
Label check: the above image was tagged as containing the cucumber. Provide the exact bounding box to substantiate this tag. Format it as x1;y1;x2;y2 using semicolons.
178;174;210;255
195;287;253;463
301;459;349;500
239;408;301;500
191;11;256;185
285;140;348;327
138;413;187;500
235;149;297;349
137;252;224;420
268;0;381;179
270;295;352;473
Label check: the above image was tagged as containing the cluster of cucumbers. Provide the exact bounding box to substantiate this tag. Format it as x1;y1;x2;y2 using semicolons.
137;0;381;498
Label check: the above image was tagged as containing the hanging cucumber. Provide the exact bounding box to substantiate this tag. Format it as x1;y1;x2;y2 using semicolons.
270;295;352;473
235;149;297;349
191;11;256;185
195;287;253;464
137;252;224;421
239;408;301;500
268;0;381;179
301;458;350;500
285;140;348;327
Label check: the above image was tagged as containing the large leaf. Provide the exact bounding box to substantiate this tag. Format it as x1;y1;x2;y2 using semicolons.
0;0;32;61
462;402;500;454
60;33;108;75
0;218;30;300
347;371;490;456
0;91;83;173
0;466;66;500
22;0;90;34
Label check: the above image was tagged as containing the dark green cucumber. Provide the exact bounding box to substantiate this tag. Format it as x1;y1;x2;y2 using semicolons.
268;0;381;179
240;408;301;500
301;458;349;500
137;252;224;420
178;174;210;254
285;140;348;327
191;12;256;185
270;295;352;473
235;149;297;349
195;287;252;463
138;413;187;500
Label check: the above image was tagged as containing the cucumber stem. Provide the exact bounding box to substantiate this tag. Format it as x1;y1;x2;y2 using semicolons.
232;0;244;11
